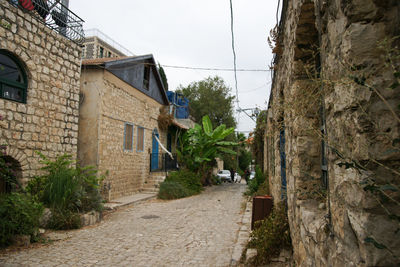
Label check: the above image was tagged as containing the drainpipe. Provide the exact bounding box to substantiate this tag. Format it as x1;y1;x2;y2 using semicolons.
316;1;333;238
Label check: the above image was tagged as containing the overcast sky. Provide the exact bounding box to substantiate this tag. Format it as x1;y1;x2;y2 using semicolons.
70;0;278;135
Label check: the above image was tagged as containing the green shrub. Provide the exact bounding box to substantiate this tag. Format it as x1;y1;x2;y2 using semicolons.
158;169;203;200
26;153;104;230
246;178;259;196
0;154;21;192
43;165;81;211
165;169;202;194
158;181;191;200
0;193;43;247
255;181;270;196
245;166;267;196
245;202;292;266
76;165;106;213
211;175;222;185
255;166;265;187
47;209;81;230
33;153;104;213
238;149;252;174
25;175;46;202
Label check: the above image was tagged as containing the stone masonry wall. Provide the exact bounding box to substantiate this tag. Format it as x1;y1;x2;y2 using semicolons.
266;0;400;266
79;69;167;200
0;1;81;185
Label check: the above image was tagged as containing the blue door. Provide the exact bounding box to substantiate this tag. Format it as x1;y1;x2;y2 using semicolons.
279;128;287;201
151;130;159;171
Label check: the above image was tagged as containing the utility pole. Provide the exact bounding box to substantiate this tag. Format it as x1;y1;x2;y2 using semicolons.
236;107;260;122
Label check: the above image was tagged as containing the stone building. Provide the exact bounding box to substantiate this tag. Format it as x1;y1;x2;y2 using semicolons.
264;0;400;265
79;55;186;200
82;29;133;60
0;0;83;190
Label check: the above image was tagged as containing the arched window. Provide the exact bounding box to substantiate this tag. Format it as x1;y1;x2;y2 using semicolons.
0;50;28;103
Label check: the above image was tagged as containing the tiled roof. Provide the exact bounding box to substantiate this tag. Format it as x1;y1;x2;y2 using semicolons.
82;56;133;65
172;119;189;130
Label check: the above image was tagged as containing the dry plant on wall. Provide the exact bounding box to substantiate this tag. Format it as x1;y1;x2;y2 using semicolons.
158;106;174;131
268;25;283;56
269;46;331;202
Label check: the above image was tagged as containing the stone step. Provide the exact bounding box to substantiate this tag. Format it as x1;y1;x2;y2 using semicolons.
144;176;166;185
142;183;159;190
144;180;164;186
149;176;166;182
140;188;159;194
141;174;166;193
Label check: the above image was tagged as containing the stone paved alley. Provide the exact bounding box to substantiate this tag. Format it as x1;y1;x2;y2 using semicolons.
0;183;247;267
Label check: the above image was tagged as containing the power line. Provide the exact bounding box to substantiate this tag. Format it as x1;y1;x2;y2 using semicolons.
87;60;270;72
276;0;281;26
162;64;269;72
241;80;272;93
229;0;239;111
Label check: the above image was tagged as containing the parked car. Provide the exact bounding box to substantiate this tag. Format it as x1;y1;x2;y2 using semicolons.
249;171;255;180
217;170;232;183
234;173;241;183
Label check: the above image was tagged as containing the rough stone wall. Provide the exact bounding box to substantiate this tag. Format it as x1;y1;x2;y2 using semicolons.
0;1;81;184
267;0;400;266
79;69;167;200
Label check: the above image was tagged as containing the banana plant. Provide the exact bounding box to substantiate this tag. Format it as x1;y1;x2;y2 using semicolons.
177;115;237;184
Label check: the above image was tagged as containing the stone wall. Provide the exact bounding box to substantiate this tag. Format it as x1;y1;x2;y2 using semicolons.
79;69;167;200
0;1;81;185
265;0;400;265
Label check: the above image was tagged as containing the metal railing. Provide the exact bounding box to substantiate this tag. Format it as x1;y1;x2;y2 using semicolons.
8;0;85;44
150;153;178;172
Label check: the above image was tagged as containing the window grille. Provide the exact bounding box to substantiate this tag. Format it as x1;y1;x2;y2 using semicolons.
137;126;145;152
124;123;134;151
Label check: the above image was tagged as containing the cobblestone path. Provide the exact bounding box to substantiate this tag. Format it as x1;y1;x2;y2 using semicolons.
0;183;247;267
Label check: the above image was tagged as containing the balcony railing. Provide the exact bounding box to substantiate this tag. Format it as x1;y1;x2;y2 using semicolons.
8;0;85;44
166;91;189;119
150;153;178;173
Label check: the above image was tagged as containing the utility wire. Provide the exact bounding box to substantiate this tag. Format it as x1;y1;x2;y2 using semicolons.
276;0;281;26
87;60;270;72
229;0;239;110
162;64;269;72
241;80;272;93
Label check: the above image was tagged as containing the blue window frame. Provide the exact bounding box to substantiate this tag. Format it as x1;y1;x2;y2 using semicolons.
124;123;134;151
136;126;145;152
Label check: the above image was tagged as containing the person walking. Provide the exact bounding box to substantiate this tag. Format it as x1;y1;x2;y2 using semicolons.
244;168;249;184
230;168;235;183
